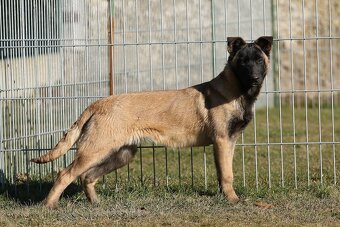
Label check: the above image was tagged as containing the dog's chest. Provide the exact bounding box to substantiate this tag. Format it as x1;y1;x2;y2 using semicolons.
228;104;253;138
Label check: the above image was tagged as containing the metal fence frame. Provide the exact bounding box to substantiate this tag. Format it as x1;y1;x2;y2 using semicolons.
0;0;339;193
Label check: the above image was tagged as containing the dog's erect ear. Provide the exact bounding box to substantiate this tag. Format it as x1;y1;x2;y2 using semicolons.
254;36;273;57
227;37;246;55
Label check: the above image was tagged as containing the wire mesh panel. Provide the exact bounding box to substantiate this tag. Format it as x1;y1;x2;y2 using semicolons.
0;0;110;185
0;0;339;192
271;0;340;188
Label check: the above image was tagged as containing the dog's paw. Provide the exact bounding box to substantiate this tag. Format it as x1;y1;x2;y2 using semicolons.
89;197;100;206
226;193;240;204
43;200;59;209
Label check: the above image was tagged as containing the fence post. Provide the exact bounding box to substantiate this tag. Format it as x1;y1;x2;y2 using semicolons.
108;0;115;96
271;0;279;107
0;149;3;189
0;92;5;188
211;0;216;78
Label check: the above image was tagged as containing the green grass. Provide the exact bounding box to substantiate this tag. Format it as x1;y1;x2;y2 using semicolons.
0;106;339;226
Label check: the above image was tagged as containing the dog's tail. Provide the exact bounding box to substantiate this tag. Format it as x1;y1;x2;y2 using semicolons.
31;108;94;164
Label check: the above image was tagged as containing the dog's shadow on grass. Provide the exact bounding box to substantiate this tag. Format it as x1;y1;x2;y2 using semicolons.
0;180;82;206
1;180;220;206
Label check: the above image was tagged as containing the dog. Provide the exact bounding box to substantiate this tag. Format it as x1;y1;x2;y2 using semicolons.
32;36;273;208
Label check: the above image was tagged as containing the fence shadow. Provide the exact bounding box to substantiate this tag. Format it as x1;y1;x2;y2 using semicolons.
0;180;82;206
164;185;217;197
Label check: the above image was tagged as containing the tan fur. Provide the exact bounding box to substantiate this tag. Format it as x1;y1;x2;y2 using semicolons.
31;110;94;163
32;36;272;208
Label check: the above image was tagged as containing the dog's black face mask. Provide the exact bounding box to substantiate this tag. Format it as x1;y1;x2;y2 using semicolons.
227;36;273;95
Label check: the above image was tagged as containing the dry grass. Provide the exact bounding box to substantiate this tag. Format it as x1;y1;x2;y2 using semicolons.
0;185;339;226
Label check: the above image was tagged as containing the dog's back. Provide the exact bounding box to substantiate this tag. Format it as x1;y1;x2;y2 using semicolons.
80;87;212;148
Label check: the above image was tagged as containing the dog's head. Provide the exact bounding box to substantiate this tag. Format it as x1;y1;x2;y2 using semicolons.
227;36;273;93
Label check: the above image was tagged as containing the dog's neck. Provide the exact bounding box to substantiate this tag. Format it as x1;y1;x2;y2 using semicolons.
208;66;242;102
208;65;264;108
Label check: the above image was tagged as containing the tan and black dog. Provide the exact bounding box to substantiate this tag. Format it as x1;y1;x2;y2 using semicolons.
32;36;273;208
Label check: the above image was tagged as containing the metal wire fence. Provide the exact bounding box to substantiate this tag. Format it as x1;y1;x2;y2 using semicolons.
0;0;339;194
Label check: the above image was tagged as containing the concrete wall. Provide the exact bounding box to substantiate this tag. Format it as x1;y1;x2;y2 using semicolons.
276;1;340;105
113;0;273;107
113;0;214;93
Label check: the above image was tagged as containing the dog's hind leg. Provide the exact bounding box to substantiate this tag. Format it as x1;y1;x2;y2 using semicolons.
44;158;94;208
44;145;119;208
80;145;138;204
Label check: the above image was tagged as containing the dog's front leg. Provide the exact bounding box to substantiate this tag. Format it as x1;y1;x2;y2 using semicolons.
213;137;239;203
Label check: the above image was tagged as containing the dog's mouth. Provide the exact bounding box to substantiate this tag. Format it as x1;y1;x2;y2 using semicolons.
238;77;262;91
250;77;261;87
252;81;260;86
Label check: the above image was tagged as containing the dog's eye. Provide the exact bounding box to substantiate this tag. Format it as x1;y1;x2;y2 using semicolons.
256;59;263;64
